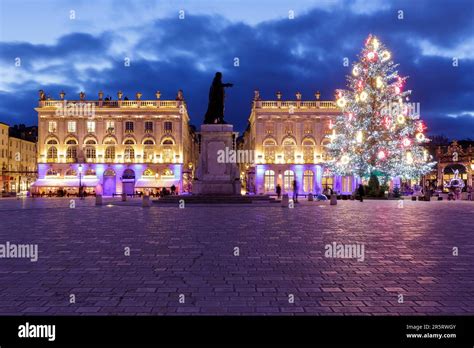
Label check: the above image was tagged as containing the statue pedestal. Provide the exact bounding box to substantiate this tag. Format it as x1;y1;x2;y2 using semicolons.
193;124;241;195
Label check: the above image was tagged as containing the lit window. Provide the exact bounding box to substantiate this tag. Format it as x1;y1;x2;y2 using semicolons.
105;146;115;161
303;170;314;192
106;121;115;133
48;121;57;133
86;121;95;133
342;176;353;193
67;121;76;133
125;121;134;132
264;170;275;191
85;147;96;159
283;170;295;191
145;121;153;132
124;146;135;160
322;176;334;191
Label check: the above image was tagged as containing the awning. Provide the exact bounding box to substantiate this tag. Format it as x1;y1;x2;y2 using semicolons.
32;177;100;187
135;178;179;188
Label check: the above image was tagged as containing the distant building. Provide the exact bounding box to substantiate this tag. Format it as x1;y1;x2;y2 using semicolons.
423;140;474;192
241;91;358;195
0;122;37;193
33;90;197;196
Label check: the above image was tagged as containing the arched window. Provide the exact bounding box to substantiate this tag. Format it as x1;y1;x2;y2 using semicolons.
124;146;135;160
144;147;154;162
85;168;96;176
342;176;353;193
65;168;77;176
322;176;333;191
321;139;331;160
66;139;77;145
47;146;57;160
143;139;155;145
162;138;174;145
124;139;135;145
303;170;314;192
283;138;296;163
104;168;116;176
283;170;295;191
85;146;96;159
161;138;174;162
143;168;155;177
85;139;97;145
66;146;77;161
123;169;135;179
302;139;315;163
264;170;275;192
162;168;174;176
46;168;57;176
103;137;116;145
46;139;58;145
263;139;276;163
105;146;115;161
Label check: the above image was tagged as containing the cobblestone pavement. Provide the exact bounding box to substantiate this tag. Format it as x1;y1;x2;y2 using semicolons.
0;197;473;315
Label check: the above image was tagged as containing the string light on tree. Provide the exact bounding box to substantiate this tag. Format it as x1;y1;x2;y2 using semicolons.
325;34;435;179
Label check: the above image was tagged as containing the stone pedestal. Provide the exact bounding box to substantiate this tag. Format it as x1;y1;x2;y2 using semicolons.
193;124;241;195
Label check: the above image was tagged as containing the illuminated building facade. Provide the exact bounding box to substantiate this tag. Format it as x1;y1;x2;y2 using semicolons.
33;90;196;195
0;123;37;194
241;91;359;195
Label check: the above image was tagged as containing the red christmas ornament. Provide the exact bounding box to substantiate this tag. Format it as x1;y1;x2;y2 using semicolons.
366;51;378;61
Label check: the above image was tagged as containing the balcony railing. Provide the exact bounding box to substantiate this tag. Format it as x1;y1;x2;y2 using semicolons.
258;100;337;110
39;100;180;109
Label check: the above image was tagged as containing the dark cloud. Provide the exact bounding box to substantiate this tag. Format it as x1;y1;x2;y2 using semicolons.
0;0;473;138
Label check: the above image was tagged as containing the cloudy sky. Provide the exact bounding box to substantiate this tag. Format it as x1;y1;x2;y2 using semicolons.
0;0;473;138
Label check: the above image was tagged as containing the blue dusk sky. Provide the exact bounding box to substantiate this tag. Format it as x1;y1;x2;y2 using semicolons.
0;0;473;138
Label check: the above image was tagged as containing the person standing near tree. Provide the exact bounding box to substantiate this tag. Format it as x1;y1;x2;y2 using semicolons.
358;184;365;202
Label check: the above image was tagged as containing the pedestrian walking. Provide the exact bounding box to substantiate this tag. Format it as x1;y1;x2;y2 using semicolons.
292;179;299;203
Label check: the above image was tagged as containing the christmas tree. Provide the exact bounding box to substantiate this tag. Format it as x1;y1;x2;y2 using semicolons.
326;34;435;179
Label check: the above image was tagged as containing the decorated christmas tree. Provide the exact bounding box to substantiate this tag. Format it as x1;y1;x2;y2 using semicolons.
326;35;435;179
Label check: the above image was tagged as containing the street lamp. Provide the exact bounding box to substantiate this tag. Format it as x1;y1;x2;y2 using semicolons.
78;164;83;199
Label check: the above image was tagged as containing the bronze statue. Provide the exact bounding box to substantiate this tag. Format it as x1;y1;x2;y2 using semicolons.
203;72;233;124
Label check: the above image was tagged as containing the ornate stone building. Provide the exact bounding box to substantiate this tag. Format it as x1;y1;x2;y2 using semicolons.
424;140;474;191
241;91;358;195
33;90;196;195
0;122;9;192
0;122;37;194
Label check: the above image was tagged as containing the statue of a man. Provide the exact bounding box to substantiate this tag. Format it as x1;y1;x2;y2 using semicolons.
203;72;233;124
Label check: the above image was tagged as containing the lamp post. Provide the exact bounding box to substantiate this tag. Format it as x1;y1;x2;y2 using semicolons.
78;164;83;199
